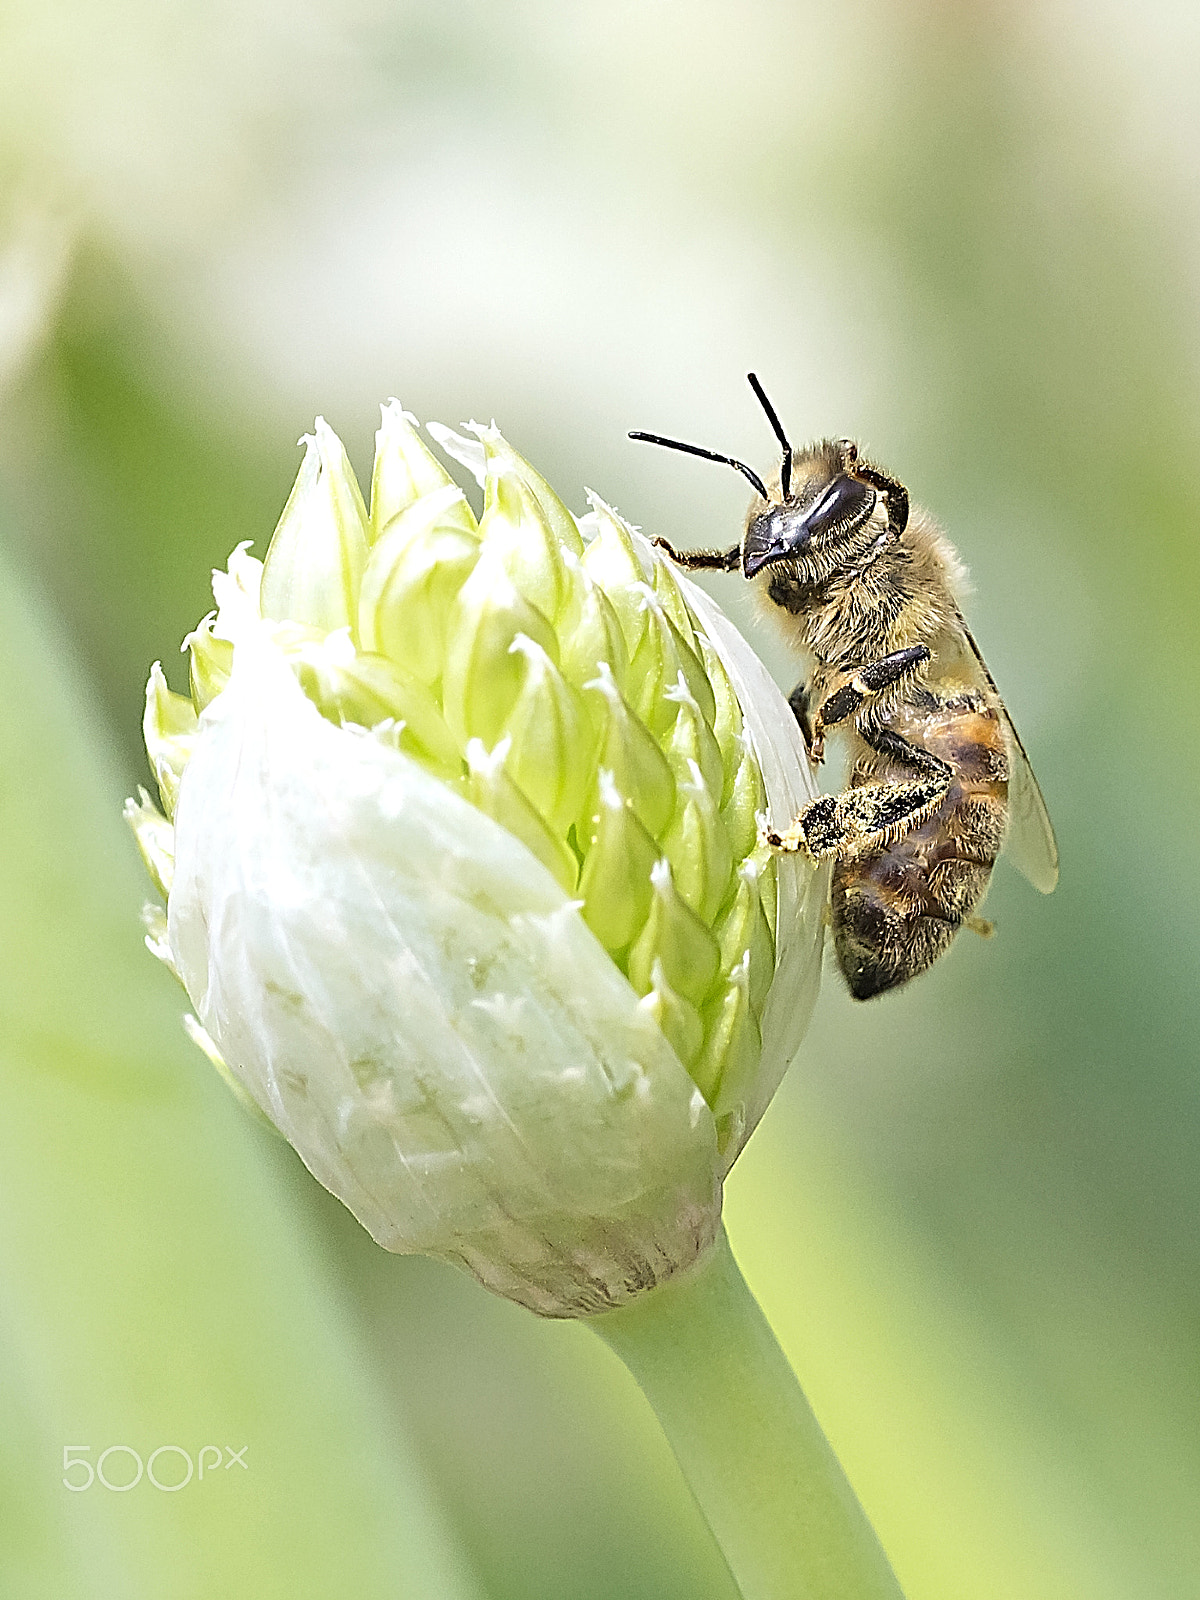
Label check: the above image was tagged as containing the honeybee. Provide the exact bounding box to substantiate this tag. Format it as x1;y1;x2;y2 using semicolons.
631;374;1058;999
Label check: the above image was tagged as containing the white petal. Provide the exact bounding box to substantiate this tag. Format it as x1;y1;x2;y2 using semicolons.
426;421;488;487
168;633;719;1314
211;542;264;643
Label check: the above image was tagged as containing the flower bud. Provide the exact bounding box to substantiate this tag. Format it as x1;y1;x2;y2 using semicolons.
577;770;661;950
557;570;629;700
261;419;370;635
626;858;721;1008
184;614;234;711
129;403;825;1316
477;449;570;624
290;633;462;780
440;548;559;749
369;400;462;537
124;786;175;900
661;758;734;927
584;662;675;840
501;636;596;835
143;662;198;818
358;486;480;684
463;736;578;892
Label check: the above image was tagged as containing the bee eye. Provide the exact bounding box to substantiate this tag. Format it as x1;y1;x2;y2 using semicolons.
800;474;875;541
743;474;876;578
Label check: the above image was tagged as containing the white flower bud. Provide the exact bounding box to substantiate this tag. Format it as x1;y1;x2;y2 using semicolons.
130;404;826;1315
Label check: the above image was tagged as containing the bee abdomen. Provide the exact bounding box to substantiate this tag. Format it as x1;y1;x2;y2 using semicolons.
832;845;994;999
831;705;1008;999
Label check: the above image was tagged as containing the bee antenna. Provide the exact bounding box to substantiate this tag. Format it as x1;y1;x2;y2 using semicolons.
747;372;793;499
628;431;769;500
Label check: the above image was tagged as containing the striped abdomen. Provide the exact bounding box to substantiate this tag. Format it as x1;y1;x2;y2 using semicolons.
831;698;1009;999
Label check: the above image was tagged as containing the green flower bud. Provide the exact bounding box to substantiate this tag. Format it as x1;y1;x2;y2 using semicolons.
640;960;705;1077
475;442;570;624
696;631;744;805
694;956;762;1150
626;858;721;1008
475;421;584;563
723;734;768;862
577;771;661;951
661;758;734;927
663;677;725;807
261;419;370;635
629;593;716;738
556;569;630;703
441;550;559;750
288;633;462;780
358;486;480;685
463;737;578;892
501;635;596;835
183;613;234;711
579;494;653;656
124;785;175;900
143;661;198;818
715;862;777;1014
369;399;464;539
648;547;696;636
584;662;675;840
129;403;826;1316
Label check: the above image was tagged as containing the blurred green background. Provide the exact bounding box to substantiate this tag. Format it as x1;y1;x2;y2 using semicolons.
2;2;1199;1596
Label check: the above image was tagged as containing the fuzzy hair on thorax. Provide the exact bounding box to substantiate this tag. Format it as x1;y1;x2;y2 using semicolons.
753;490;970;675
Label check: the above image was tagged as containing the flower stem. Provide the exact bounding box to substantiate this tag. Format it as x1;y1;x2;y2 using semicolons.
590;1225;904;1600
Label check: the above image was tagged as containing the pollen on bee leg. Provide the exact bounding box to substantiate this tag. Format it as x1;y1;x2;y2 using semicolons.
756;815;809;855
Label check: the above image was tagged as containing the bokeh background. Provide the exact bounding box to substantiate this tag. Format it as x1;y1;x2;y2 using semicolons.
2;2;1199;1597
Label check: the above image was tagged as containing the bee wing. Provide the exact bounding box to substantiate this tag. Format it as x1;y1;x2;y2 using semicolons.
1002;724;1059;892
957;616;1059;894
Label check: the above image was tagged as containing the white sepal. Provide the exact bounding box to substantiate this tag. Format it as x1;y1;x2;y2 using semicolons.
167;632;720;1315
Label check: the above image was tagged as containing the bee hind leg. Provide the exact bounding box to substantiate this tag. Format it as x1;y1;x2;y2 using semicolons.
764;726;951;862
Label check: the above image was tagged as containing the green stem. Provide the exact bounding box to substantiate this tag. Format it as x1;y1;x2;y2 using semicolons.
590;1225;904;1600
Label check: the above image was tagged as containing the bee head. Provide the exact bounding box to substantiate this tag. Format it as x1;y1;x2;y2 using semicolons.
742;442;879;579
628;377;905;584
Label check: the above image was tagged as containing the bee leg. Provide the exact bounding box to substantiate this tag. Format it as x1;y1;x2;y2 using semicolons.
854;464;910;538
651;538;742;572
810;645;930;753
764;726;951;861
787;681;818;760
863;724;953;785
764;782;944;859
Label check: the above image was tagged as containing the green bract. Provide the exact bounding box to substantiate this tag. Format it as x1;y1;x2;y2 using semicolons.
127;401;826;1316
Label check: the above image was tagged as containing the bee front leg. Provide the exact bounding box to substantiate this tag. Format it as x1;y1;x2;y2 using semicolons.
852;463;910;538
651;538;742;572
764;726;952;862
